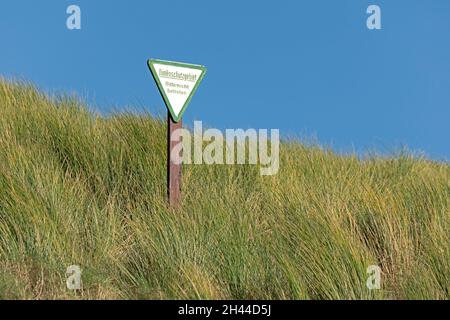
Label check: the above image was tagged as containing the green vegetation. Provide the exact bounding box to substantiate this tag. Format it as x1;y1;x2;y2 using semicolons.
0;79;448;299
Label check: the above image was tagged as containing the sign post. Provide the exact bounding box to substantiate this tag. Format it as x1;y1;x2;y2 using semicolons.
147;59;206;207
167;111;182;207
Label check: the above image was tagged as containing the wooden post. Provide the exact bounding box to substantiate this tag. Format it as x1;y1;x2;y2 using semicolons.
167;111;182;208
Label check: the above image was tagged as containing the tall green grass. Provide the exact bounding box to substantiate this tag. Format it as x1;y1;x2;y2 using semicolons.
0;79;448;299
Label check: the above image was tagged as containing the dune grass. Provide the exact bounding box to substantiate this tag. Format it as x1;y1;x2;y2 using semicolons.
0;79;448;299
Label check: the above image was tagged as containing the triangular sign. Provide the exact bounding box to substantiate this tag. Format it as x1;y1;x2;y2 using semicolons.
148;59;206;122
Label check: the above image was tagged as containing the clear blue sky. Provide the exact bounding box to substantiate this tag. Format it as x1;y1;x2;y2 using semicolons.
1;0;449;160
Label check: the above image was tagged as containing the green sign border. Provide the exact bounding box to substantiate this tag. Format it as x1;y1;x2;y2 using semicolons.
147;59;207;123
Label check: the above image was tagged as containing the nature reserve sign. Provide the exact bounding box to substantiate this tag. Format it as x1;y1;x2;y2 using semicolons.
147;58;206;208
147;59;206;122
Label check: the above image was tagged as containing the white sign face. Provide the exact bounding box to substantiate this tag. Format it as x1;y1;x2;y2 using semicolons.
148;59;206;122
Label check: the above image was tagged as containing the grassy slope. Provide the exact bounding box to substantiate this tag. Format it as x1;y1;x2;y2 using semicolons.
0;80;448;300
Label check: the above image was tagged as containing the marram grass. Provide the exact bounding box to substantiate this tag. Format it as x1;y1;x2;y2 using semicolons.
0;80;448;299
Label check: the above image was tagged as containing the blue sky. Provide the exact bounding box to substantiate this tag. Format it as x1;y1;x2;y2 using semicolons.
1;0;449;160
